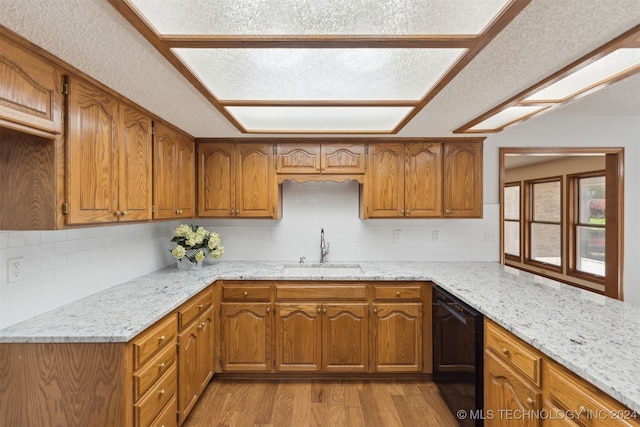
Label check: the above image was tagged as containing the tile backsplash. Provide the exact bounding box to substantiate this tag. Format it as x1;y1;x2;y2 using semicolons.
0;181;499;328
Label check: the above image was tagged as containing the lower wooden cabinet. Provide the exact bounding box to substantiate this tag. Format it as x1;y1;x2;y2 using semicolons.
485;319;639;427
177;289;214;425
218;280;431;375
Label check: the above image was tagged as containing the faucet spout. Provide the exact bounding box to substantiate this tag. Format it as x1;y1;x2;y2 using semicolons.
320;228;329;264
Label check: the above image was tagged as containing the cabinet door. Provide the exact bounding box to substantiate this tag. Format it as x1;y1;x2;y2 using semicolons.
365;143;405;218
321;143;366;174
443;141;482;218
405;142;442;217
0;35;63;134
198;142;234;217
176;132;195;218
484;349;541;427
221;303;272;371
178;318;200;423
276;143;320;174
66;77;119;224
234;143;275;218
275;303;321;372
372;303;422;372
322;304;368;372
153;121;179;219
119;104;152;221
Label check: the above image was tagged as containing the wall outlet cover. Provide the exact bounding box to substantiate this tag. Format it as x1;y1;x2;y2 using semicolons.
8;257;24;283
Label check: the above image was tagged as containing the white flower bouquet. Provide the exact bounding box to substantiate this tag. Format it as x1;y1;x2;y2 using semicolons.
170;224;224;267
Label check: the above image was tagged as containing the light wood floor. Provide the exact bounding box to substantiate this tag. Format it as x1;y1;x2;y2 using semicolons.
183;379;459;427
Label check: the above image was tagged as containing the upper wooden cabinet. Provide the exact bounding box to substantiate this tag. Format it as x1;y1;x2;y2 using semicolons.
66;77;153;225
364;140;482;219
154;121;195;220
276;143;366;176
0;33;63;136
443;141;483;218
198;142;278;218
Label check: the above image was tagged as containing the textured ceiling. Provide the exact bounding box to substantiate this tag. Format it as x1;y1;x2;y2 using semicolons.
0;0;638;138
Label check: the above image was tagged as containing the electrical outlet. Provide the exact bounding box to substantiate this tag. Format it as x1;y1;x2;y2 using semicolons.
8;257;24;283
393;230;402;243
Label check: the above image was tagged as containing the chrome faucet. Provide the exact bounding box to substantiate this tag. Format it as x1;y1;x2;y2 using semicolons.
320;228;330;264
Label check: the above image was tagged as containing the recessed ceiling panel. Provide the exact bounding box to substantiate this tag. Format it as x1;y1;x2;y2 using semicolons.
173;48;466;101
226;106;413;132
128;0;511;35
467;105;548;131
524;48;640;102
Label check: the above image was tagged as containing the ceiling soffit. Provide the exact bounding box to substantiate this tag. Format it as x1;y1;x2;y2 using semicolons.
107;0;530;134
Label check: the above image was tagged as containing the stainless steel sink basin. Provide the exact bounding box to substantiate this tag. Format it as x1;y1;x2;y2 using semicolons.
281;263;362;276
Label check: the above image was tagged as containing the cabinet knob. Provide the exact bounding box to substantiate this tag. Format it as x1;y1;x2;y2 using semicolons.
396;291;401;297
373;308;377;313
405;210;410;215
197;322;205;330
445;209;451;214
243;291;248;296
158;388;165;396
158;335;165;342
502;347;509;355
198;303;204;309
266;307;270;313
317;307;321;313
323;308;327;313
400;210;405;214
121;210;127;216
115;210;121;217
158;362;166;369
526;397;534;406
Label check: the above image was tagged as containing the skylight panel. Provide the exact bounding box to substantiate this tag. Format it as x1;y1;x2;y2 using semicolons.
524;49;640;102
128;0;511;35
466;106;548;131
226;106;413;132
173;48;466;101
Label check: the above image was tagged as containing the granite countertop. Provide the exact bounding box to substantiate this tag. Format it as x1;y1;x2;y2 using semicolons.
1;261;639;413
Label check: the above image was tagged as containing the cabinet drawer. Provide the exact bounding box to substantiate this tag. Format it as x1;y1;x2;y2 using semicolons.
134;364;177;427
179;288;213;330
276;284;366;300
222;283;271;300
545;363;640;427
374;285;422;300
485;320;541;386
133;314;177;370
151;395;177;427
133;341;176;401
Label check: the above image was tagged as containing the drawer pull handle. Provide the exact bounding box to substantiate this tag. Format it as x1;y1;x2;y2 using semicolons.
317;307;321;313
502;347;509;355
243;291;248;296
198;303;204;309
159;335;165;342
526;397;534;406
266;307;270;313
396;291;401;296
158;362;166;369
373;308;377;313
323;308;327;313
158;388;165;396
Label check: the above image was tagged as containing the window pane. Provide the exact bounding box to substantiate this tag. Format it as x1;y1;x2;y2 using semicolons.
576;226;605;276
504;185;520;220
531;223;561;266
579;176;605;225
533;181;561;222
504;221;520;256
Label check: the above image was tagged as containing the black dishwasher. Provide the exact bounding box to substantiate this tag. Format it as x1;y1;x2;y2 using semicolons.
432;286;484;427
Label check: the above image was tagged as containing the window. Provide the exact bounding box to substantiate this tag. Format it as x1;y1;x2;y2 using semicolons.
503;183;521;258
527;178;562;268
571;173;606;278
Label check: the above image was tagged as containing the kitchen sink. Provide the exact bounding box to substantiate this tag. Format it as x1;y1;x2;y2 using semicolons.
281;263;362;276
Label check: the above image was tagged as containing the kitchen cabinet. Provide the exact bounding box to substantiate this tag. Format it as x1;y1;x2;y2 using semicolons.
177;289;214;425
443;140;483;218
154;121;195;220
217;280;429;375
0;32;63;136
66;76;153;225
220;282;273;371
275;142;366;176
363;140;483;218
372;284;424;372
197;142;278;218
485;319;639;427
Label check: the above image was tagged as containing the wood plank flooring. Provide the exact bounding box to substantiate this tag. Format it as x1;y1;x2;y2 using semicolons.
183;379;459;427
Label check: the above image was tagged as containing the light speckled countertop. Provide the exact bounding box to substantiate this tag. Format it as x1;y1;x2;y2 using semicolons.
1;261;639;412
